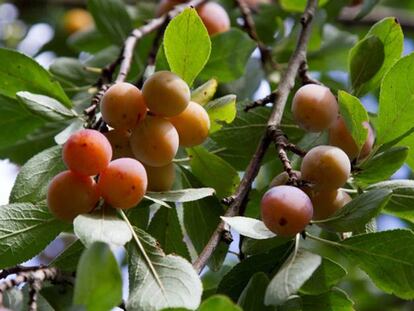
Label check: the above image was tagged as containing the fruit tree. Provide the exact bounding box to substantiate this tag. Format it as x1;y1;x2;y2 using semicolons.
1;0;414;310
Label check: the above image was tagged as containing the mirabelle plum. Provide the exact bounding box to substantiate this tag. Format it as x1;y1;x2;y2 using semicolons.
98;158;147;209
47;171;99;222
130;116;179;167
169;101;210;147
104;130;134;160
328;116;374;160
101;82;147;131
145;163;176;192
63;8;93;34
197;2;230;35
261;185;313;236
292;84;338;132
309;189;351;220
63;129;112;176
142;71;190;117
301;145;351;191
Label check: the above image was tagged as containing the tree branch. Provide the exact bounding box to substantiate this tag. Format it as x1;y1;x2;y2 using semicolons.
235;0;278;71
193;0;318;273
0;267;73;308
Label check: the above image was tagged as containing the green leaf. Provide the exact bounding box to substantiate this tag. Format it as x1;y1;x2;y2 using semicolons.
301;288;354;311
314;189;392;232
87;0;133;44
356;17;403;94
204;95;237;133
74;242;122;311
41;283;74;311
337;90;368;149
0;95;43;148
0;202;68;269
400;131;414;171
16;92;77;122
0;122;63;165
127;202;151;229
50;57;99;86
0;48;71;107
74;209;132;248
280;0;329;12
221;216;276;239
338;229;414;299
187;146;239;198
191;79;218;105
146;187;215;202
181;167;228;271
301;258;347;295
200;29;256;82
242;236;293;256
355;146;408;186
265;250;322;306
349;35;384;96
10;146;65;204
238;273;273;311
377;53;414;145
127;228;202;311
217;242;293;301
367;180;414;223
164;8;211;86
4;287;54;311
198;295;241;311
355;0;380;20
68;28;111;53
50;239;85;272
148;206;191;260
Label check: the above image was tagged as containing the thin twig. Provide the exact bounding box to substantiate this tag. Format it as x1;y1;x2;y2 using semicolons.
235;0;278;71
0;267;71;307
28;280;41;311
298;60;322;85
244;92;277;112
193;0;318;274
271;129;298;184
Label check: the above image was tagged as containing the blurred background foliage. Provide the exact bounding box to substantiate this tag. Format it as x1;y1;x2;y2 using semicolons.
2;0;414;310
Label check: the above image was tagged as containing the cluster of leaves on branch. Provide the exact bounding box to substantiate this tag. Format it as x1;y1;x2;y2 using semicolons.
1;0;414;310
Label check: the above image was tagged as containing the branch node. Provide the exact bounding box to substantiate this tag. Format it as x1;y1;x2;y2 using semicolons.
221;231;233;244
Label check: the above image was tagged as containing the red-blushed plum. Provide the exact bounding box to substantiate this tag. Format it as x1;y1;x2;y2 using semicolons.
261;185;313;236
101;82;147;131
47;170;99;222
197;2;230;35
63;129;112;176
98;158;147;209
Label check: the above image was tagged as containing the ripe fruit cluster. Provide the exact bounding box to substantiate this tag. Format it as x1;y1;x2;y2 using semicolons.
261;83;375;236
47;71;210;222
47;129;147;222
156;0;230;35
102;71;210;189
